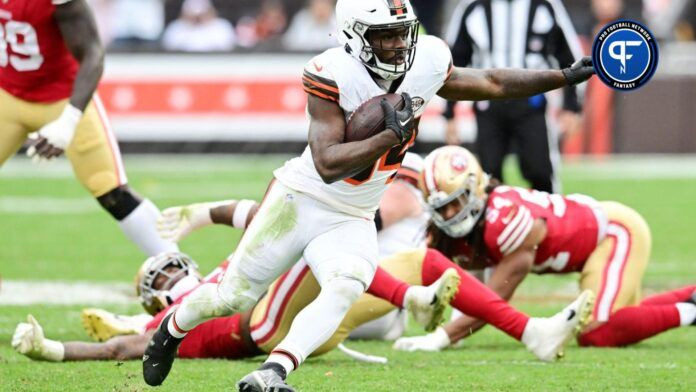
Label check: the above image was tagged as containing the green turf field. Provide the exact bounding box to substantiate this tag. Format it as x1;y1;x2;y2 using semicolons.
1;154;695;391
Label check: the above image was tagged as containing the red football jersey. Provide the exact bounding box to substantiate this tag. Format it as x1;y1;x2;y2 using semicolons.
482;186;603;273
0;0;79;102
143;259;261;360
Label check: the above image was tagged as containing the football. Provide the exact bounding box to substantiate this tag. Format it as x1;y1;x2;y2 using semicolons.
344;93;405;142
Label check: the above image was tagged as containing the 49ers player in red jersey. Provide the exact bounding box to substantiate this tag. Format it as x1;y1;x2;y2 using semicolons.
393;146;695;352
0;0;177;256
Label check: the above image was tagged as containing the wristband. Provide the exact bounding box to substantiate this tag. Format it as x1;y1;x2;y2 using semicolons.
42;339;65;362
233;199;256;228
60;104;83;129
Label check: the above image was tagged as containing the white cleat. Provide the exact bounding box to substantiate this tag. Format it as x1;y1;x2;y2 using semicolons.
81;308;152;342
405;268;460;332
522;290;595;362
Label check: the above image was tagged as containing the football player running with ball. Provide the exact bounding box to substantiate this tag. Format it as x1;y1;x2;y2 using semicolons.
142;0;594;390
0;0;177;256
394;146;695;352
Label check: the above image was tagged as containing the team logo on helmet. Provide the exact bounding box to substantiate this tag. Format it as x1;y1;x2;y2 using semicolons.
450;153;469;172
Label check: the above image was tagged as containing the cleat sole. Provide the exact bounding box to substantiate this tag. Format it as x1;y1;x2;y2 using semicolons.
425;268;460;332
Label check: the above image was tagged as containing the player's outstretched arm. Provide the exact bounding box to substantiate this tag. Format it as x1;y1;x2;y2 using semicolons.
157;200;259;242
441;219;546;344
308;95;405;184
63;332;152;361
54;0;105;111
13;315;151;361
437;57;594;101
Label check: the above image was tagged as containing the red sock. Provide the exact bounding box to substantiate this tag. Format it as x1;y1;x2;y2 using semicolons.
366;266;410;308
640;285;695;306
578;304;681;347
421;248;529;340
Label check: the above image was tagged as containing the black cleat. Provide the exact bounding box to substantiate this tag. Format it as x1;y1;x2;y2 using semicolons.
142;313;183;386
237;369;295;392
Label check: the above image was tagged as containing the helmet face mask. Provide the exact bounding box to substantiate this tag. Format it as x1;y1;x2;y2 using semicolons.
421;146;490;238
135;252;201;315
428;175;486;238
337;0;419;81
356;20;419;80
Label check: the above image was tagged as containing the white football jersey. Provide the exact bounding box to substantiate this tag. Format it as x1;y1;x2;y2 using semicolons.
377;184;430;259
274;35;453;218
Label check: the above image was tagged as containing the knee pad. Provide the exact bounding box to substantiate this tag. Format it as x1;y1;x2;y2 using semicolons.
216;275;262;314
96;185;142;220
322;277;365;312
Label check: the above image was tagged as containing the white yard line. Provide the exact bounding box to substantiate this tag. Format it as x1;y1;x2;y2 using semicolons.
0;280;136;306
2;154;696;179
0;197;99;214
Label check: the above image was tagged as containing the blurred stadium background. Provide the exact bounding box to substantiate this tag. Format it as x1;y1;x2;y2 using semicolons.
2;0;696;390
83;0;696;155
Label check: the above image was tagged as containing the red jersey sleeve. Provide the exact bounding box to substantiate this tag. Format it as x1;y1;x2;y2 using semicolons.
484;194;534;261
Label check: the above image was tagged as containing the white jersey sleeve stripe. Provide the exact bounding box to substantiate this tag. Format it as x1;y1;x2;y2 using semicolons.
497;206;530;246
501;211;534;255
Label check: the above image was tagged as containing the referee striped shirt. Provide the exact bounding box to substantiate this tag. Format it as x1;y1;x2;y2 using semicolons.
445;0;584;112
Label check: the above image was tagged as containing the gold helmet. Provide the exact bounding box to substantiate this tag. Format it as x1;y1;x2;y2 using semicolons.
420;146;489;238
134;252;201;315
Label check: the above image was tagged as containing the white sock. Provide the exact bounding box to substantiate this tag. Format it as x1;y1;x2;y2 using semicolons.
675;303;696;326
272;279;364;373
118;199;179;256
166;313;188;339
266;353;296;376
170;283;226;332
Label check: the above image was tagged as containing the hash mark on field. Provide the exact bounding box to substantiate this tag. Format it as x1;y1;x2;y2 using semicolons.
0;280;135;305
0;197;98;214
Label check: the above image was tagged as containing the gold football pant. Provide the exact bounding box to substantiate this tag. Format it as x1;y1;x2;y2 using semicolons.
0;88;126;197
580;201;651;322
250;248;426;356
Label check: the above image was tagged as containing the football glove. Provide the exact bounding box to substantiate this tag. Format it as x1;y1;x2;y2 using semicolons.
562;56;595;86
392;327;451;352
12;315;64;362
157;203;216;242
26;104;82;163
380;92;414;144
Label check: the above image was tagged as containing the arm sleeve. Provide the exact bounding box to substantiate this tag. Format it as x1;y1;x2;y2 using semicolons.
547;0;585;112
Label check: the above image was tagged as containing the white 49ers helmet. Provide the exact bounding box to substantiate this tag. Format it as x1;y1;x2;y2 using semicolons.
134;252;202;315
421;146;490;238
336;0;419;81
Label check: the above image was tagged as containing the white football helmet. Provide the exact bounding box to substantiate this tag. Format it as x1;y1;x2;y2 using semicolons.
421;146;490;238
336;0;419;81
134;252;202;315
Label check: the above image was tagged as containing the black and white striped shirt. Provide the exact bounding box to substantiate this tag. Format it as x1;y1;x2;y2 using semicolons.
445;0;584;112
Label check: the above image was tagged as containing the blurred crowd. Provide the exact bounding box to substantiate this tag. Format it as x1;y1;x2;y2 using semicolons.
89;0;337;52
88;0;696;53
